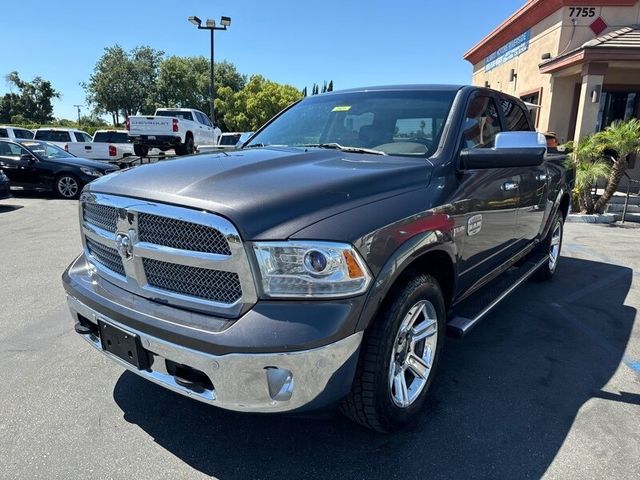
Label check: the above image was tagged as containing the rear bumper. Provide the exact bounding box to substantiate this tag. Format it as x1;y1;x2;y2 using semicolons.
129;135;181;147
62;255;364;412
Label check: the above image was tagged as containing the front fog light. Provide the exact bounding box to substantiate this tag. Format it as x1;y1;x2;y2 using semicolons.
252;241;372;298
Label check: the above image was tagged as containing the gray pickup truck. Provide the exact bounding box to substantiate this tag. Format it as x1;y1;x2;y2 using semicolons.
63;85;570;432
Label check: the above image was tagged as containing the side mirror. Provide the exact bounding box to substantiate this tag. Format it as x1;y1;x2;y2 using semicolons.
20;153;35;163
460;132;546;170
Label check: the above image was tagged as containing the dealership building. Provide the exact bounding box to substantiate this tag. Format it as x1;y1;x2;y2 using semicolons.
465;0;640;162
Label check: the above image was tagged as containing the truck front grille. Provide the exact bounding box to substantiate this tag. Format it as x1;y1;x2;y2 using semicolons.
138;213;231;255
143;258;242;303
79;193;256;317
86;238;125;276
83;203;118;232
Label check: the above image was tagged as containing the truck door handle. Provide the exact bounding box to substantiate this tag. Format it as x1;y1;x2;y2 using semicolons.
502;181;519;191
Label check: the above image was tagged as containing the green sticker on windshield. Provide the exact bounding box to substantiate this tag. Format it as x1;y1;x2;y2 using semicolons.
332;105;351;112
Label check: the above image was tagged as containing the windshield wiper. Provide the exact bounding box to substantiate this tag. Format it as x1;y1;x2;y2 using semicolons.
302;143;387;156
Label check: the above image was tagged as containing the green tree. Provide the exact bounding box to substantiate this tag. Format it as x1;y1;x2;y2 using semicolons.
215;75;302;131
327;80;334;92
565;135;610;214
84;45;163;125
0;71;59;123
592;119;640;213
155;57;246;125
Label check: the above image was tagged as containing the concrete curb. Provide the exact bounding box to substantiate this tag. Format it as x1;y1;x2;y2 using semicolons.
566;213;617;224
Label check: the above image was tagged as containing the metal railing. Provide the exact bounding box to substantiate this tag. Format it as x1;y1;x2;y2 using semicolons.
621;173;640;223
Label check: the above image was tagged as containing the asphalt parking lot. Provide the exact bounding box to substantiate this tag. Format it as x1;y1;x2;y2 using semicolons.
1;194;639;480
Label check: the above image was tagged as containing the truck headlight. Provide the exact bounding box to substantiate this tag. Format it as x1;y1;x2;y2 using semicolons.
80;167;103;177
252;241;372;298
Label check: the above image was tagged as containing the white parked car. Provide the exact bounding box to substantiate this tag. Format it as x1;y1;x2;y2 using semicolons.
0;126;34;140
127;108;221;156
34;128;93;149
66;130;134;161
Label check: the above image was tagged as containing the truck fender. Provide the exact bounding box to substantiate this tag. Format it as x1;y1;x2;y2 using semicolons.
355;230;457;332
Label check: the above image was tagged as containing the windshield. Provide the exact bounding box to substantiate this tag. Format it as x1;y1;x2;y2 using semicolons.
22;141;75;160
245;90;456;157
93;131;128;143
156;110;194;121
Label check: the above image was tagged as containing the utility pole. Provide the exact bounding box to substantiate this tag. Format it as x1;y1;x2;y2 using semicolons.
73;105;82;126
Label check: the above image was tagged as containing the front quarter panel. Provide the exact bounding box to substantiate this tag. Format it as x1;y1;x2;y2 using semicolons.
290;185;459;333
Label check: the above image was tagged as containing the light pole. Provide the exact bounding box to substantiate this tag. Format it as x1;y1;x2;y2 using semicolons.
188;15;231;125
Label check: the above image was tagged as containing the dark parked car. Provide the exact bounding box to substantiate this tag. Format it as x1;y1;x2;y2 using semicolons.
0;139;118;199
0;169;10;199
63;85;570;432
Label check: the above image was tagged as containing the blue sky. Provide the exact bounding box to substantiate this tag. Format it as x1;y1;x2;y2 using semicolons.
2;0;525;121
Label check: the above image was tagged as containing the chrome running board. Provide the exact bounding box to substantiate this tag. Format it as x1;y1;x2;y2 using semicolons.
447;253;550;338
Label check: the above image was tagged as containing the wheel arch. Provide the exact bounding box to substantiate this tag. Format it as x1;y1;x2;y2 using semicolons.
356;235;457;332
559;191;571;219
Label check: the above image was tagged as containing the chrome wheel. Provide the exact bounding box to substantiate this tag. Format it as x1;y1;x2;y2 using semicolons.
57;176;79;198
549;220;562;271
388;300;438;408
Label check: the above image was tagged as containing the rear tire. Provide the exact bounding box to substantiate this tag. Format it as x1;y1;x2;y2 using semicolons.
133;143;149;158
55;174;82;199
340;273;445;432
533;212;564;281
175;135;194;156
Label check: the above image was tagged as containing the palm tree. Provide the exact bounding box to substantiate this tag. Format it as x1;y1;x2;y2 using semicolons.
566;135;610;214
593;119;640;213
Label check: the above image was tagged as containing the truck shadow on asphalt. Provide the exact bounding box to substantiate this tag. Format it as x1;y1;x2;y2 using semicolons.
113;256;636;480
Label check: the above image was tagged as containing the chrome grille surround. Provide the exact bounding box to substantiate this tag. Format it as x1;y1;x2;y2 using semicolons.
79;192;257;318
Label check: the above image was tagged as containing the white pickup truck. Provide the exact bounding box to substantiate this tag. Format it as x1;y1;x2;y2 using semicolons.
127;108;220;156
67;130;134;161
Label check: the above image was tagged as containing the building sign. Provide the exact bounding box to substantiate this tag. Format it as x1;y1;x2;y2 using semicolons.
485;30;531;72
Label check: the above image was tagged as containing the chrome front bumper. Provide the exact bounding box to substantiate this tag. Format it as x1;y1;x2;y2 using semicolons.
67;294;362;413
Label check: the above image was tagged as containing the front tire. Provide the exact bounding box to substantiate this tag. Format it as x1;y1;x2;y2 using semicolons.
533;212;564;281
55;174;82;199
340;273;446;432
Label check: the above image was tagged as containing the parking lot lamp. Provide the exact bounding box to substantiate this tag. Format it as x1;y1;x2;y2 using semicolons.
188;15;231;125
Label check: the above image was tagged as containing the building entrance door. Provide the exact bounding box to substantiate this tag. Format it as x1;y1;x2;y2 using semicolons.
597;91;639;131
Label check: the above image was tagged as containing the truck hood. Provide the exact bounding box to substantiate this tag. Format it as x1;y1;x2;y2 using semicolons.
87;147;432;239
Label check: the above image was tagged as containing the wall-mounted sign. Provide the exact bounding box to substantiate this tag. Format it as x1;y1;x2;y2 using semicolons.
485;30;531;72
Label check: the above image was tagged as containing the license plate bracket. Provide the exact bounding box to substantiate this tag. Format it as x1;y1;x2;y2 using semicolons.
98;320;149;370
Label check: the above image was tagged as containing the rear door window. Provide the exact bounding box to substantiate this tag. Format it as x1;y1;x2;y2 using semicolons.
0;128;8;138
74;131;93;142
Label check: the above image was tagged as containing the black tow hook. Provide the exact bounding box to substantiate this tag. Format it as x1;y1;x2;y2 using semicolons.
174;375;206;393
74;322;93;335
